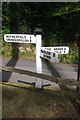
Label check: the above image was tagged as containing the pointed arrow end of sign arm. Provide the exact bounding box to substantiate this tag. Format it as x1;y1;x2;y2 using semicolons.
4;34;7;42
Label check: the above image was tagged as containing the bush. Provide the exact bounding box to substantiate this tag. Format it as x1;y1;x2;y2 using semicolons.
59;48;78;64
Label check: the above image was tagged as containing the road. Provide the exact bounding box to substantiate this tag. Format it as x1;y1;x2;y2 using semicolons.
0;57;78;86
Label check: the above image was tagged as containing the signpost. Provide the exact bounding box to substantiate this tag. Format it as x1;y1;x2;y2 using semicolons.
4;32;43;88
4;31;69;89
41;46;69;54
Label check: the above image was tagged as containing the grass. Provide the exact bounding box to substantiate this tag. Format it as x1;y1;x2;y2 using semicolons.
2;82;80;118
1;44;36;61
1;41;78;63
59;48;78;64
19;50;35;61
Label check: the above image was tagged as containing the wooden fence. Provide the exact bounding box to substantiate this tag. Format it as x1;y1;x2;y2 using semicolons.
1;66;80;88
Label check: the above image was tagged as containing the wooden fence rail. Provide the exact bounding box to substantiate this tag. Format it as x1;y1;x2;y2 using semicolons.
0;66;80;87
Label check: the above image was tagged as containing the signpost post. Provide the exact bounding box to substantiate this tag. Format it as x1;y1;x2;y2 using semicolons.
34;28;43;88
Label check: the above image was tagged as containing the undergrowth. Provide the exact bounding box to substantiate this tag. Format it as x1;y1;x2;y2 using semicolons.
1;41;78;64
59;48;78;64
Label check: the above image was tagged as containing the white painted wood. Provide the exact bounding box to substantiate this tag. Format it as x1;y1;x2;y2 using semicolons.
4;34;36;43
41;46;69;54
40;49;58;62
35;35;43;88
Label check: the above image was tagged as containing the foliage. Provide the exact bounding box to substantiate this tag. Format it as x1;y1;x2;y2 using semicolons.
59;48;78;64
2;2;10;34
51;3;80;17
2;2;80;63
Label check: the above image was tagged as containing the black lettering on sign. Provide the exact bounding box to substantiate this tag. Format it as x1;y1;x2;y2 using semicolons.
12;36;15;38
41;50;44;53
48;56;51;59
30;36;31;42
60;50;61;53
43;54;51;60
6;35;11;38
44;54;46;58
16;36;19;38
47;51;51;55
21;36;24;38
46;51;49;54
58;48;59;50
64;48;66;50
25;40;29;42
41;50;43;53
16;36;18;38
24;36;26;38
6;35;9;38
60;48;62;50
46;48;51;51
41;50;51;55
53;53;55;57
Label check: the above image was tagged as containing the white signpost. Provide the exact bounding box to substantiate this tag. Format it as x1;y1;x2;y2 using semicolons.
4;34;43;88
4;33;69;89
4;34;36;43
40;49;58;62
41;46;69;54
35;35;43;88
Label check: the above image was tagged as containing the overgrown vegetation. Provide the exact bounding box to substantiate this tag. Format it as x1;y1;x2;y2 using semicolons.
1;2;80;63
2;82;80;118
1;42;36;60
59;48;78;64
1;43;78;63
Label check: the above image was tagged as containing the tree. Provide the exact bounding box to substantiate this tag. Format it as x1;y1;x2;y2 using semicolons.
2;2;80;46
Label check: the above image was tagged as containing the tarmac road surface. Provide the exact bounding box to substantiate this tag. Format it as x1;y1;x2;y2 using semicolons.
0;57;78;86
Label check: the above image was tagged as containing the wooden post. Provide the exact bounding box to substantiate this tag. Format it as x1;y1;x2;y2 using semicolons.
76;32;80;93
35;35;43;88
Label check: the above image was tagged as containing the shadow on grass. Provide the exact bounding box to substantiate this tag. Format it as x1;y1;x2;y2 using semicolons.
2;83;80;118
59;85;80;118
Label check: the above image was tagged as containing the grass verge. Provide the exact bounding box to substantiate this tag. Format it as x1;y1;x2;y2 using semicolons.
1;82;80;118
